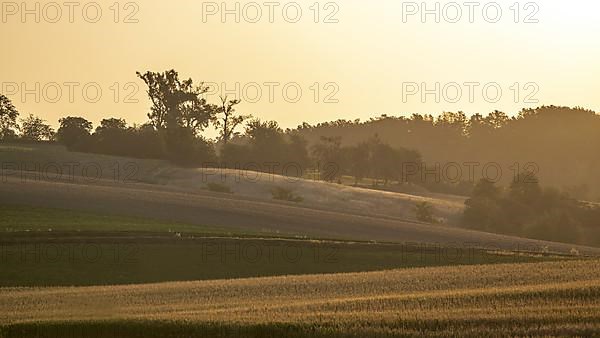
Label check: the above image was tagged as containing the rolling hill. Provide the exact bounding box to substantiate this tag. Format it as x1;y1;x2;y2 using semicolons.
1;143;598;255
1;260;599;337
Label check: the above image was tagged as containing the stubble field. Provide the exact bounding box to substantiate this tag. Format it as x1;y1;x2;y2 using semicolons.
1;260;599;337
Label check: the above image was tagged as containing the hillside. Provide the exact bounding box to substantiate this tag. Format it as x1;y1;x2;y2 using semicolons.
1;145;599;255
0;143;463;222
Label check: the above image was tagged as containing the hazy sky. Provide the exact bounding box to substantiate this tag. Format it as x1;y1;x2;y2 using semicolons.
1;0;598;134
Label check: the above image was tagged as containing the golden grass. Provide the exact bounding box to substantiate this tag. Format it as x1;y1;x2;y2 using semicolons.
1;260;599;336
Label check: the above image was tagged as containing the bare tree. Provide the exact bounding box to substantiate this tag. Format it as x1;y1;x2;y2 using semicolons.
215;96;251;145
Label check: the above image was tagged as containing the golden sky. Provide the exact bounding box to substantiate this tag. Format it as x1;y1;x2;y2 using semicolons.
1;0;599;134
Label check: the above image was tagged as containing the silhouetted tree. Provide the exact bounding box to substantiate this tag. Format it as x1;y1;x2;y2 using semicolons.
509;172;542;206
215;96;250;146
20;114;54;141
56;117;92;150
241;119;282;169
463;179;504;232
347;142;370;185
368;135;398;185
286;132;310;171
164;125;216;166
0;94;19;141
462;174;599;245
220;120;311;177
129;123;166;159
92;118;128;155
136;70;207;131
181;98;216;137
312;136;344;182
220;143;251;168
485;110;510;129
137;70;217;164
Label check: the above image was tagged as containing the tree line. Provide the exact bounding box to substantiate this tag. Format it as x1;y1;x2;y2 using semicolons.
1;69;600;200
0;70;431;190
296;107;600;200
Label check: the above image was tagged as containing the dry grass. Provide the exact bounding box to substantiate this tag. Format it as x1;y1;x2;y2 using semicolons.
1;260;599;336
0;143;463;222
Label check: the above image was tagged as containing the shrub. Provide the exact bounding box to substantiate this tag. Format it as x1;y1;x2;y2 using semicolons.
415;202;435;223
271;187;303;203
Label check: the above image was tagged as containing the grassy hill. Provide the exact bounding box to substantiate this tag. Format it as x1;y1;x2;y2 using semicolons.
1;143;598;254
0;143;463;223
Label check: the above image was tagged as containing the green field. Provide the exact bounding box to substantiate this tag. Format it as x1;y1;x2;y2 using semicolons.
0;204;238;235
0;205;555;287
0;234;552;287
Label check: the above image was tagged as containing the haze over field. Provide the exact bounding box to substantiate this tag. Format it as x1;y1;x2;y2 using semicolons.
1;1;600;337
1;0;599;130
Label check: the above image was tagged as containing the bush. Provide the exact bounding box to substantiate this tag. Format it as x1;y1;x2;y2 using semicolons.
414;202;435;223
271;187;303;203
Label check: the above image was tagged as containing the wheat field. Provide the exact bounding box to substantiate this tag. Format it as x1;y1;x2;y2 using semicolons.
1;259;599;337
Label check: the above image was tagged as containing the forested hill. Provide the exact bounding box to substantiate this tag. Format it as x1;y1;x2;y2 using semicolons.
294;106;600;200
